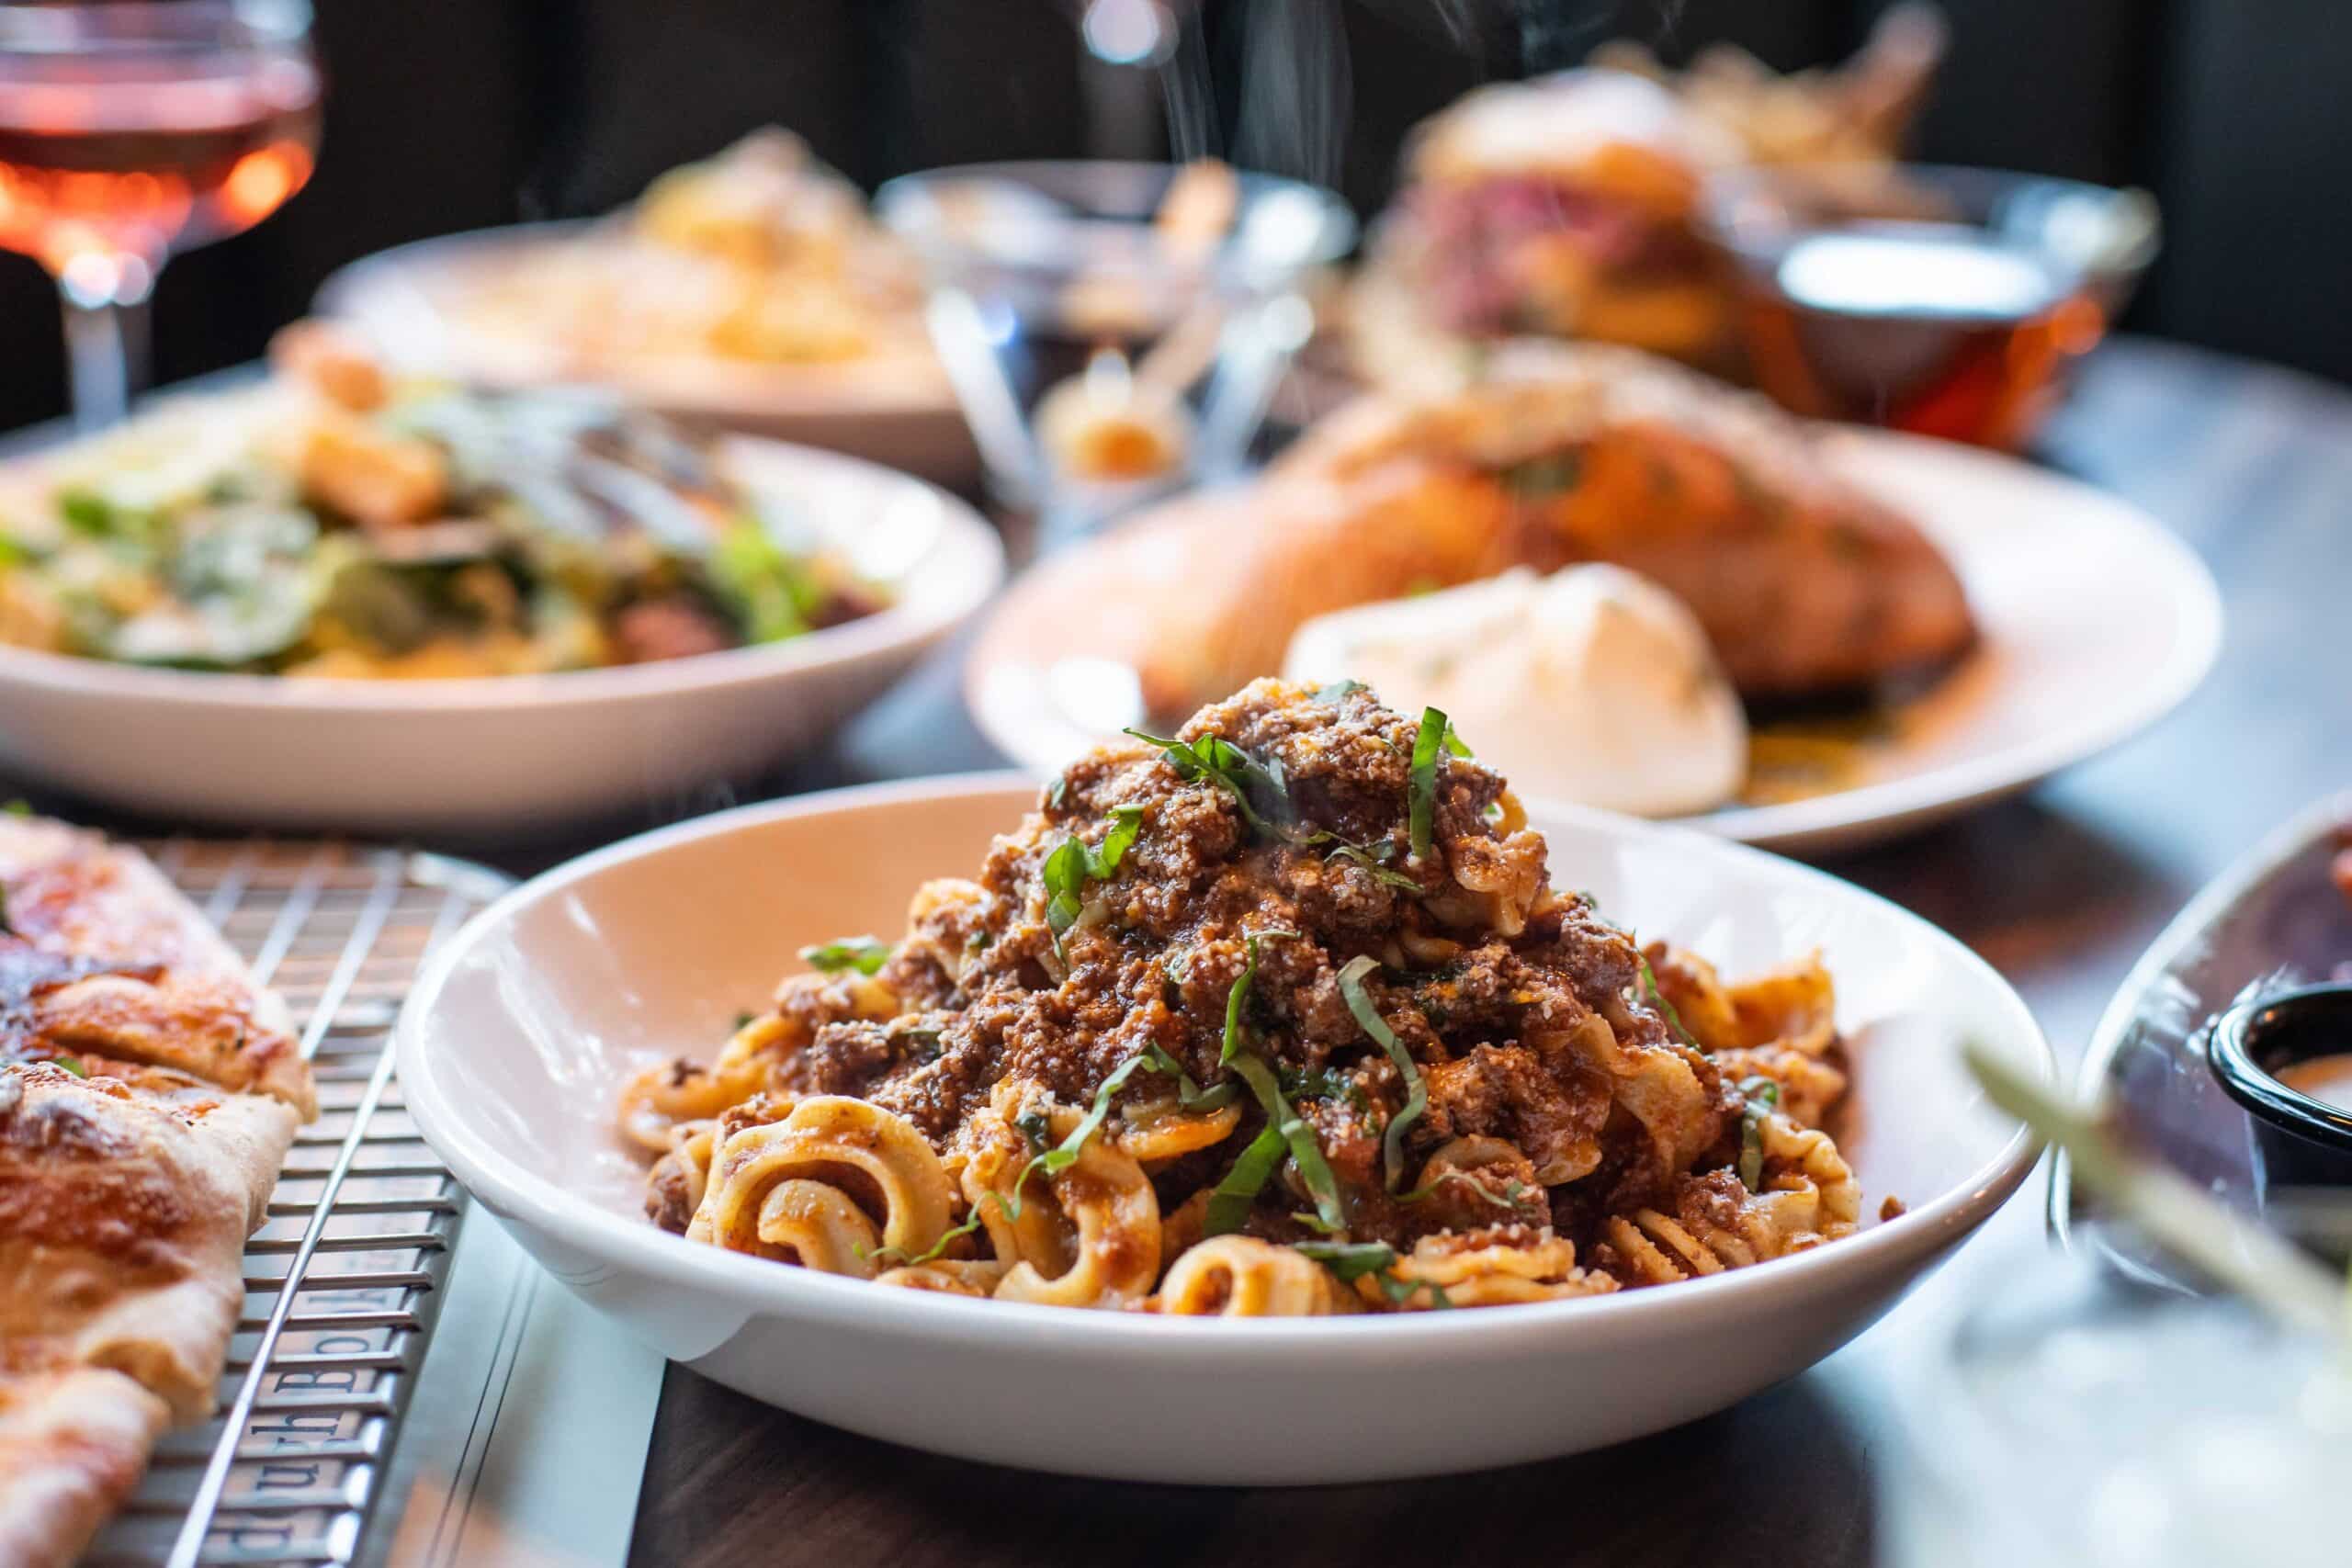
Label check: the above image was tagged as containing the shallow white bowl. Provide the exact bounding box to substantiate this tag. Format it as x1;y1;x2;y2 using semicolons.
396;776;2049;1483
0;440;1002;835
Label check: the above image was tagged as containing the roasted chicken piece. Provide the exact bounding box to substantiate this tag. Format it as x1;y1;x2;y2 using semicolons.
1128;343;1974;714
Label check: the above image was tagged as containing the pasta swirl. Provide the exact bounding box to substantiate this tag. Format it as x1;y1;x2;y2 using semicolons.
688;1095;956;1275
966;1083;1162;1309
1157;1236;1355;1316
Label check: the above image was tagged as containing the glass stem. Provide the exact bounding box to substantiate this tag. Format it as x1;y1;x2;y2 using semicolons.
57;254;158;434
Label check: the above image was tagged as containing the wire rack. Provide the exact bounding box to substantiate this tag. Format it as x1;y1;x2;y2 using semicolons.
83;839;512;1568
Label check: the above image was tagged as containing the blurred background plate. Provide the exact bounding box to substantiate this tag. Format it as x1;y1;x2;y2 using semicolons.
964;426;2222;857
0;432;1002;837
316;221;980;487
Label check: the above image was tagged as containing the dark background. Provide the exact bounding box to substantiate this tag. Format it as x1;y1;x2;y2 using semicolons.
3;0;2346;433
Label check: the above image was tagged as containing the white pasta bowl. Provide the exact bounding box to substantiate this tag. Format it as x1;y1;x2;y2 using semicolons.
0;438;1002;836
396;776;2050;1483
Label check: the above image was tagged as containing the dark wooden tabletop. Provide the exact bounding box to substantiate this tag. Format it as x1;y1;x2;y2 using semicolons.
610;337;2352;1567
6;337;2339;1565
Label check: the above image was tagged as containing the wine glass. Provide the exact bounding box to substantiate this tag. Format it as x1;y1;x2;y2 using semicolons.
876;160;1353;549
0;0;322;431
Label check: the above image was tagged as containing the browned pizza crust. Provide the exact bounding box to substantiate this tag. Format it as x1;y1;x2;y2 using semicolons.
0;1368;170;1568
0;1062;296;1422
0;818;312;1118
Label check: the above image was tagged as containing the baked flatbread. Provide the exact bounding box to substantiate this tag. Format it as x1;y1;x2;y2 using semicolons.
0;817;311;1117
0;1062;297;1421
0;1368;171;1568
0;820;319;1561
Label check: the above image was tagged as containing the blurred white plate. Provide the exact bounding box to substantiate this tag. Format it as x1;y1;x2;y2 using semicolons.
317;222;978;487
0;436;1002;834
966;430;2222;857
396;775;2048;1483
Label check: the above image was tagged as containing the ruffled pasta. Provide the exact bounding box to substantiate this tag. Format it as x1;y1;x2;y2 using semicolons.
688;1095;956;1276
1598;1113;1861;1284
1157;1236;1356;1316
1373;1231;1618;1309
967;1082;1162;1310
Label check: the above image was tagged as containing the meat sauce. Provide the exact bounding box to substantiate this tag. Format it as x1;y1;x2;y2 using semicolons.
742;679;1738;1256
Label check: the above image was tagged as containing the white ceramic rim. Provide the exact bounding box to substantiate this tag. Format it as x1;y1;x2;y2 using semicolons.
1673;434;2222;844
315;220;960;420
963;428;2225;852
396;771;2052;1356
0;438;1004;712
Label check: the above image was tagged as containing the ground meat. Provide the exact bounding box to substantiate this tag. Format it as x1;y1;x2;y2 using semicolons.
1422;1043;1609;1186
790;1021;900;1099
643;1150;697;1234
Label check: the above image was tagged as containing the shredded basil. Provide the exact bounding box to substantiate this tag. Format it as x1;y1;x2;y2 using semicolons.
1396;1170;1531;1211
1313;679;1367;703
1046;773;1069;808
800;936;891;976
1281;1063;1368;1114
1326;840;1421;892
1138;1043;1240;1111
1407;707;1462;860
730;1010;756;1032
1379;1275;1454;1308
1043;804;1147;960
1640;957;1698;1048
1294;1239;1396;1280
1209;931;1345;1235
53;1055;85;1078
1737;1076;1781;1190
1339;955;1427;1191
871;1048;1163;1267
1204;1124;1287;1235
1122;728;1325;847
1293;1239;1453;1307
1014;1107;1054;1156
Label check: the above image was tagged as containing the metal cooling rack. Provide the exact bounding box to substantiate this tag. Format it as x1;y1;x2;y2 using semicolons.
83;839;512;1568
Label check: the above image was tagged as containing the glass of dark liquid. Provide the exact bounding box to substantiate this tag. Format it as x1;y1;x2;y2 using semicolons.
876;160;1354;548
1704;164;2158;450
0;0;322;430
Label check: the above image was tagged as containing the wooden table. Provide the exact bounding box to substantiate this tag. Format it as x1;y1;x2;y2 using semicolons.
2;336;2338;1563
616;337;2352;1566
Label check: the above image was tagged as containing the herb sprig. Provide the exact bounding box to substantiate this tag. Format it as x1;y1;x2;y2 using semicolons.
1293;1239;1454;1308
868;1045;1170;1269
1326;840;1420;892
1396;1168;1532;1212
1339;955;1428;1190
1042;804;1145;960
1201;932;1348;1236
800;936;891;976
1640;957;1697;1048
1736;1076;1780;1190
1407;706;1470;860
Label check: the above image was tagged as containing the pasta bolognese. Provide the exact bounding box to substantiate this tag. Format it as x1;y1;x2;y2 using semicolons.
616;679;1865;1313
